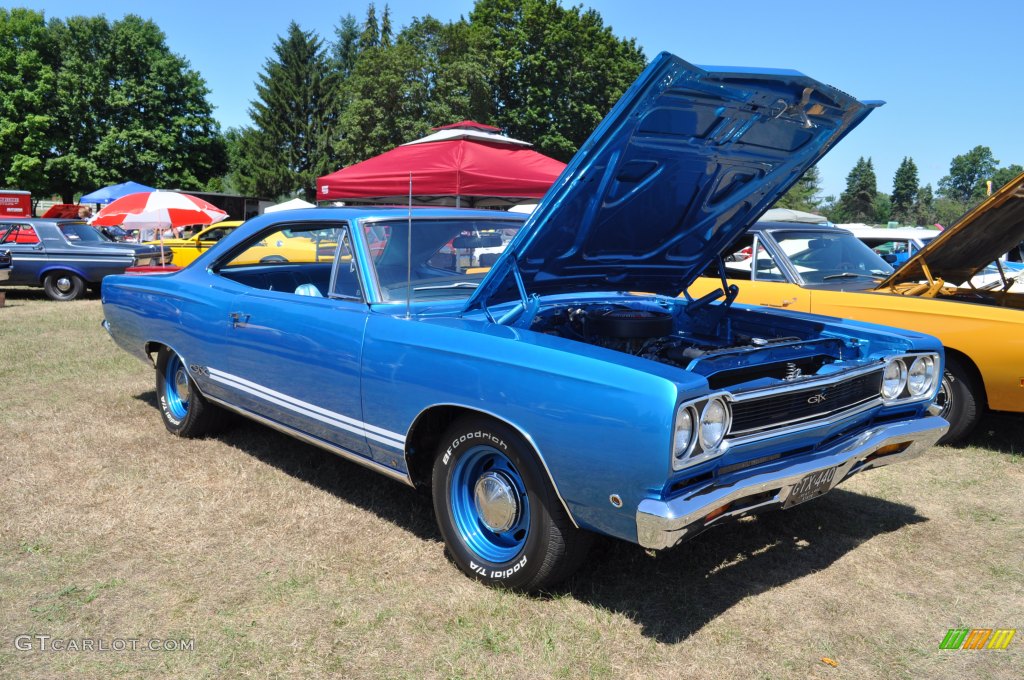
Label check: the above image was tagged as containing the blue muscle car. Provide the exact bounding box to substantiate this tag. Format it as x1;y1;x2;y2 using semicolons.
0;219;169;300
101;53;948;590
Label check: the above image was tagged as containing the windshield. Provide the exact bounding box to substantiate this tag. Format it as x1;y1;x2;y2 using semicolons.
364;218;524;302
60;222;111;243
772;230;894;283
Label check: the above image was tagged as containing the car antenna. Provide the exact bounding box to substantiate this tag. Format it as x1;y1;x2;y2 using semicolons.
406;173;413;319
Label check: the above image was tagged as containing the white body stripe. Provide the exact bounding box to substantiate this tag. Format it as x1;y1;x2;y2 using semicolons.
207;368;406;450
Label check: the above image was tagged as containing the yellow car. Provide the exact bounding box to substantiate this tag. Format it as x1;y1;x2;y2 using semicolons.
146;221;336;266
687;173;1024;443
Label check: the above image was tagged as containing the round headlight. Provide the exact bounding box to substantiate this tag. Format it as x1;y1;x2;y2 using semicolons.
907;355;937;397
881;359;908;399
699;398;729;450
673;405;696;460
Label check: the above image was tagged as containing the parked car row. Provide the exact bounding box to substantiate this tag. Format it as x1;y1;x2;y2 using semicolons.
688;173;1024;444
0;219;170;300
102;53;951;591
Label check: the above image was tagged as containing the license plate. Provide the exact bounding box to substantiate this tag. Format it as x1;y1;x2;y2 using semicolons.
783;465;839;509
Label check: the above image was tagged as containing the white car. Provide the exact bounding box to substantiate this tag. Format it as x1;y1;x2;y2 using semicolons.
843;225;1024;292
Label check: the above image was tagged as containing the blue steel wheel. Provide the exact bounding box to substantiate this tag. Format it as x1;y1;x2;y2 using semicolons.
163;353;190;420
449;445;531;563
432;416;593;592
154;347;225;438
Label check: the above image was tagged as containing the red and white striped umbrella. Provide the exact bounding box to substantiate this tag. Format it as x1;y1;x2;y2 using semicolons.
89;191;228;229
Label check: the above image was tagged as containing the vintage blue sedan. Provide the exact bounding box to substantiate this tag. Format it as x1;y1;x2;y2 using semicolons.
0;219;168;300
102;53;948;590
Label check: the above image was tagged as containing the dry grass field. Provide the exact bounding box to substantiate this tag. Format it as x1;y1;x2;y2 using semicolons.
1;289;1021;679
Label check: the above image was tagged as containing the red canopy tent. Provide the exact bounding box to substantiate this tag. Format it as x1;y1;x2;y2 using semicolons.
315;121;566;208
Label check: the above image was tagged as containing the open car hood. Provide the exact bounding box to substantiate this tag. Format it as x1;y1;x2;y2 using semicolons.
877;172;1024;290
466;51;880;312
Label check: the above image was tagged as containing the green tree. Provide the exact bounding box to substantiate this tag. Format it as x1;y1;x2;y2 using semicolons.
933;197;968;228
42;14;225;202
234;22;338;199
938;145;998;203
872;192;891;225
890;156;919;224
469;0;646;161
775;166;822;212
0;8;56;196
333;14;361;78
340;16;491;164
990;163;1024;192
835;157;878;222
913;183;935;226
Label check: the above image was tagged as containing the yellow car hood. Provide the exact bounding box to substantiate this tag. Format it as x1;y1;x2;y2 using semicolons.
877;172;1024;290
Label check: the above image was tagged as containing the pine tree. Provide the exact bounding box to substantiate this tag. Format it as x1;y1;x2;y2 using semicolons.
380;4;393;47
913;184;935;226
234;22;337;199
775;166;822;212
890;157;919;225
836;157;878;223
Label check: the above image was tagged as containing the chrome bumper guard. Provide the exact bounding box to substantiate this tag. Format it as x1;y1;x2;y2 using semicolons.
636;416;948;550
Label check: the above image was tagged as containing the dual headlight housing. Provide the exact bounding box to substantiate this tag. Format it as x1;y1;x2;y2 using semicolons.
881;353;940;402
673;394;732;471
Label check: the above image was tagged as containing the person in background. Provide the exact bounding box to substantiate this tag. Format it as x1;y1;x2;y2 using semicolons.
77;206;94;219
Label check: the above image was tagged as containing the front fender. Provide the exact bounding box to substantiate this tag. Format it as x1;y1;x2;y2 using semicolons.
360;314;685;543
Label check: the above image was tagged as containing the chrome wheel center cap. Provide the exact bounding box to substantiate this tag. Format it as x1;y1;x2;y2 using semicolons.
474;471;520;532
174;368;190;402
57;277;72;292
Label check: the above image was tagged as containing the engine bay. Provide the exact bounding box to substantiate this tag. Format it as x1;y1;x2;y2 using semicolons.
529;300;864;391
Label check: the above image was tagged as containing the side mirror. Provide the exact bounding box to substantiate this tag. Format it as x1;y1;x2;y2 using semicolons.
881;253;898;264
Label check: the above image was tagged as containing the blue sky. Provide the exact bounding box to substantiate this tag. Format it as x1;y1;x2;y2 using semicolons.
17;0;1023;198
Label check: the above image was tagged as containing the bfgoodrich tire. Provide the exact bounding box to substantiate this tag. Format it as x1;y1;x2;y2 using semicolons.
154;347;225;437
432;416;592;591
42;271;86;301
936;354;981;445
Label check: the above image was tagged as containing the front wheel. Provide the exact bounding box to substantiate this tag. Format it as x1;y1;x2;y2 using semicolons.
42;271;86;301
154;347;225;437
935;354;981;445
432;416;592;591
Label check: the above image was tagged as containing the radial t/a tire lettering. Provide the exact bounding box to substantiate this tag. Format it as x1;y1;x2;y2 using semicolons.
432;416;592;591
154;347;225;438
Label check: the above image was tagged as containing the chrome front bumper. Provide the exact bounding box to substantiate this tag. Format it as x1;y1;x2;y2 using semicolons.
636;416;948;550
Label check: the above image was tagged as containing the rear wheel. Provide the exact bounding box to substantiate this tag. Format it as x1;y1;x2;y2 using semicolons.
935;354;981;445
154;347;225;437
42;271;86;301
432;416;591;591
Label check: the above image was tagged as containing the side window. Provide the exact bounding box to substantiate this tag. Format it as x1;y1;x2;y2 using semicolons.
751;237;784;281
1;224;39;244
330;230;361;299
216;224;360;300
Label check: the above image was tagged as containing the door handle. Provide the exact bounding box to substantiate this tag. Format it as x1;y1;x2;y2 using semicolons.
229;311;250;327
763;297;797;308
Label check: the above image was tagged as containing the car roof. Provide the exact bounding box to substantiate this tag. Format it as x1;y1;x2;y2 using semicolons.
748;221;852;235
842;226;940;239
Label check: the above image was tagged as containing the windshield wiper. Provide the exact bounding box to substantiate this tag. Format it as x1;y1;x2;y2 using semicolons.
413;281;480;291
823;272;884;280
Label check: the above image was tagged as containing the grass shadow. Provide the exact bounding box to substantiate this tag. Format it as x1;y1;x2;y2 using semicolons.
0;286;52;305
133;389;441;542
562;489;926;643
960;412;1023;455
132;388;927;641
